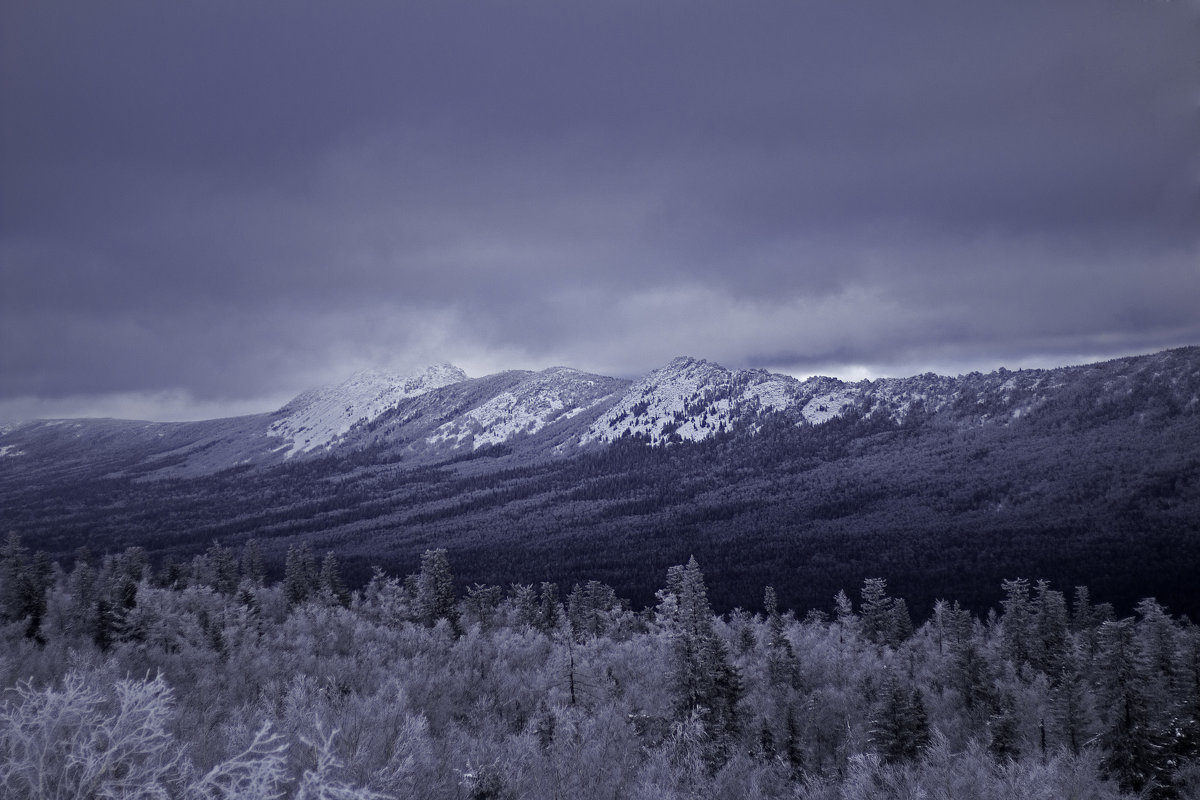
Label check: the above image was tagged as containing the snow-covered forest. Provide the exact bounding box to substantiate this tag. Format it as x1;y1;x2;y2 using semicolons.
2;535;1198;799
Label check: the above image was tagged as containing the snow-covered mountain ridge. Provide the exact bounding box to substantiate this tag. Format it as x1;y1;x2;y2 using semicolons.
1;347;1196;479
424;367;620;450
581;357;806;446
268;363;468;456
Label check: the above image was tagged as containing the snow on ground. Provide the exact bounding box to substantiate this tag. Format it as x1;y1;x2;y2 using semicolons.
800;387;859;425
268;364;468;456
740;376;795;413
426;369;615;450
582;358;806;446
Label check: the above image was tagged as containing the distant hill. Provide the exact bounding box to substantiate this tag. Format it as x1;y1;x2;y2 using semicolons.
2;346;1198;618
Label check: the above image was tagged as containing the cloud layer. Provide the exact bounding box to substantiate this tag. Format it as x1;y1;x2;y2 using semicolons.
3;0;1197;420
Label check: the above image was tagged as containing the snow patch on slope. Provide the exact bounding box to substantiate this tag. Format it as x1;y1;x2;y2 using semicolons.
581;357;808;446
425;367;615;450
269;363;468;456
800;387;859;424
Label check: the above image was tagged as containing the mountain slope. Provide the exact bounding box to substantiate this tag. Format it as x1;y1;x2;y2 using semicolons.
350;367;630;460
1;347;1197;618
268;364;469;456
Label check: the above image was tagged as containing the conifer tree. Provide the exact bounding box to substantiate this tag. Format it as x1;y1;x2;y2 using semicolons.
1032;580;1069;679
1097;618;1169;795
1071;585;1094;633
566;580;622;640
869;673;931;763
283;544;319;608
537;582;560;633
208;542;240;596
946;601;996;725
859;577;910;647
860;578;892;644
1135;599;1177;698
658;557;741;760
890;597;914;644
241;539;266;586
832;589;858;646
764;585;799;690
509;583;539;629
0;536;53;642
764;586;790;654
319;552;351;608
1001;577;1034;668
415;548;460;635
0;532;28;624
93;596;117;651
988;690;1021;762
66;550;98;639
466;583;503;631
1051;643;1093;755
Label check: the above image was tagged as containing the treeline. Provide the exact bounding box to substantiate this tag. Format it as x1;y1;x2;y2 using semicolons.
2;534;1199;798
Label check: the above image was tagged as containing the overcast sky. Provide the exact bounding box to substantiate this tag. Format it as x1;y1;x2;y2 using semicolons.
3;0;1198;421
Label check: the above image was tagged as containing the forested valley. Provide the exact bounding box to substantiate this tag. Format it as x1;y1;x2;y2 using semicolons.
2;535;1198;799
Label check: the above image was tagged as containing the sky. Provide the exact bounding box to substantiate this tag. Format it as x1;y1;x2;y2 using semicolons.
2;0;1198;422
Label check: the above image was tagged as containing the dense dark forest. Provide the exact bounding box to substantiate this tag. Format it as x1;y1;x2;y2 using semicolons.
2;535;1198;799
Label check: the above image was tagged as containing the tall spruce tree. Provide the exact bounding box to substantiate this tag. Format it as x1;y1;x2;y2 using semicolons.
241;539;266;586
658;557;741;762
1032;580;1070;679
319;552;351;608
1097;618;1169;795
1051;643;1093;755
283;544;319;608
860;578;892;645
1001;577;1034;669
416;548;460;635
869;673;931;764
208;542;240;596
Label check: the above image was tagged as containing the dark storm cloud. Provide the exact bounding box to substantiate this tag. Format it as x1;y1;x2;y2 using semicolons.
2;0;1197;419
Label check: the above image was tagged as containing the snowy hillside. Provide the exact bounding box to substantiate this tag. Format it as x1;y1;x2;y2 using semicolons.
423;367;620;450
268;364;468;456
2;347;1195;480
580;357;808;446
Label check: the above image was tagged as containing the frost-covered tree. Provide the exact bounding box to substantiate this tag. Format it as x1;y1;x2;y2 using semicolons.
868;672;930;764
319;552;351;608
1001;577;1034;668
859;578;910;647
0;534;52;642
1032;580;1070;679
284;544;320;608
537;581;561;633
566;579;625;640
1051;643;1095;755
0;671;184;799
657;557;741;762
415;548;460;635
208;541;241;596
1096;617;1169;795
241;539;267;587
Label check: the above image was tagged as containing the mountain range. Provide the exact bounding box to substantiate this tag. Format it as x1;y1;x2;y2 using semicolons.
2;347;1198;617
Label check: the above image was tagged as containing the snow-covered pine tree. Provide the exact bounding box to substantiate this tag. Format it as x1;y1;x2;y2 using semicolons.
658;557;741;764
1096;617;1169;795
868;672;930;763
